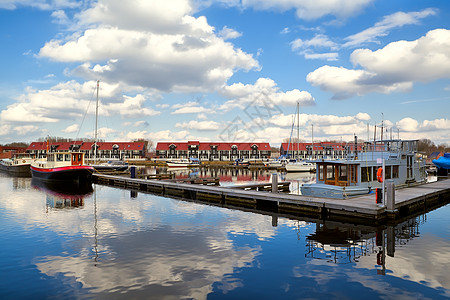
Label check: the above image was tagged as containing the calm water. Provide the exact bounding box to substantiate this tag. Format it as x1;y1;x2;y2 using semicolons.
0;169;449;299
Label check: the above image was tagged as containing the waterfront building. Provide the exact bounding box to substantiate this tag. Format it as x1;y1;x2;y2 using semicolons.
156;141;271;161
27;141;146;160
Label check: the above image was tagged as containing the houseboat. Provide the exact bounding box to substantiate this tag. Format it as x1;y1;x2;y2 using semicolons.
300;140;427;199
0;154;35;176
30;151;94;183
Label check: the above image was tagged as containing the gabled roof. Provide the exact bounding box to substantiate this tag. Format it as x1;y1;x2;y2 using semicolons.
156;142;271;151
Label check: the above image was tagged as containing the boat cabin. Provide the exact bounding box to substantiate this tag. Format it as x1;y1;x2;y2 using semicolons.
46;152;85;166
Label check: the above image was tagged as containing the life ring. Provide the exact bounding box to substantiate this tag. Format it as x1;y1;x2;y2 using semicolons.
377;167;383;183
22;160;26;163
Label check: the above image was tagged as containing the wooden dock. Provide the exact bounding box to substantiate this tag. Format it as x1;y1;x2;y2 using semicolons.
93;173;450;225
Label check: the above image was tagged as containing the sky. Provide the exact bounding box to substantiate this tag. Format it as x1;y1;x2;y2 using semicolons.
1;0;450;148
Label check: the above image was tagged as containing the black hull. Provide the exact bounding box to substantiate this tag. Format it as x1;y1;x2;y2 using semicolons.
0;164;31;176
31;167;93;183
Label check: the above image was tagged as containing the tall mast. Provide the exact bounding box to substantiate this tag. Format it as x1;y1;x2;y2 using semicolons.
296;102;299;158
94;80;99;164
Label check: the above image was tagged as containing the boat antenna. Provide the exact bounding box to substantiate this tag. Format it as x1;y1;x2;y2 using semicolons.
94;80;99;164
381;113;384;141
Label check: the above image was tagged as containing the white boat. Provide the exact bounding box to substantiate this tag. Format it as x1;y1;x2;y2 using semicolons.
283;102;315;173
300;139;427;199
166;158;200;168
285;160;315;172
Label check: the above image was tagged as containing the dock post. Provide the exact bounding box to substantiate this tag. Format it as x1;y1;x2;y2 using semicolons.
130;166;136;178
386;180;395;211
272;173;278;193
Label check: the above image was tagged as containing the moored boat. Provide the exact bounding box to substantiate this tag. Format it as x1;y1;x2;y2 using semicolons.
166;158;200;168
0;154;35;176
90;160;129;172
31;151;94;183
285;159;315;172
300;139;427;199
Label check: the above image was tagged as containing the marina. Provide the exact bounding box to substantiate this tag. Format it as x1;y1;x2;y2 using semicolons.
93;171;450;225
0;170;449;299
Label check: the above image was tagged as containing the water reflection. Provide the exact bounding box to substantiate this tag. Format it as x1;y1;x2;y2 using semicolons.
1;173;448;299
32;179;93;209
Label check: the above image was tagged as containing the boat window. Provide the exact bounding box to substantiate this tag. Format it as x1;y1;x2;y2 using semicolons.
57;154;63;161
385;166;392;179
65;154;70;161
326;165;335;180
338;165;347;181
393;165;399;178
361;167;371;182
318;165;324;181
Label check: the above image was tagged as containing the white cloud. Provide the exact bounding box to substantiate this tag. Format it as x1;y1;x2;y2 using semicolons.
38;0;259;93
0;80;159;126
218;0;374;21
0;0;79;10
290;34;339;61
344;8;437;48
124;129;195;142
307;29;450;99
218;26;242;40
62;124;79;133
220;77;315;111
171;101;215;114
175;120;221;131
104;95;160;117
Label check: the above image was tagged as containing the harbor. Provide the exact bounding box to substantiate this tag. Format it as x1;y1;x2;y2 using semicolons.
93;170;450;226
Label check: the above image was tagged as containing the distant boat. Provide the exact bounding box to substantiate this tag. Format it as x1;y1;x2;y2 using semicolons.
0;154;35;176
234;158;249;167
31;151;94;183
285;159;315;172
283;102;315;173
167;158;200;168
90;160;129;172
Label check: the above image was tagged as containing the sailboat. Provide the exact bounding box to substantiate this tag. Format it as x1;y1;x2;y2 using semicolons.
285;102;315;173
89;80;129;172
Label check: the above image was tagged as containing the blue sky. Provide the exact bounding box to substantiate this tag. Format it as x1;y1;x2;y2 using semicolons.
1;0;450;148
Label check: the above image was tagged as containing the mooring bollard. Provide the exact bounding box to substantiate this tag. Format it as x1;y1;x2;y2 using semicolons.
386;180;395;211
272;173;278;193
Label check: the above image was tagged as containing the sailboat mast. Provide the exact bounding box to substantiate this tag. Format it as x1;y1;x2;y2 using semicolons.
296;102;299;159
94;80;99;164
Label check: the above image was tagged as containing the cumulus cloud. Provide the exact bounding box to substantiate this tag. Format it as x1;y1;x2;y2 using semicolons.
307;29;450;99
220;78;315;111
124;129;195;142
218;26;242;40
175;120;221;131
38;0;259;93
62;124;79;133
0;80;159;125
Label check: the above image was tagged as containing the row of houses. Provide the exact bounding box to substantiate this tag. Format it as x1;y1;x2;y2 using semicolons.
26;141;146;160
155;141;271;160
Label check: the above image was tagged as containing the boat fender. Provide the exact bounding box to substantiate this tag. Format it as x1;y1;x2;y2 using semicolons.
377;167;383;183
